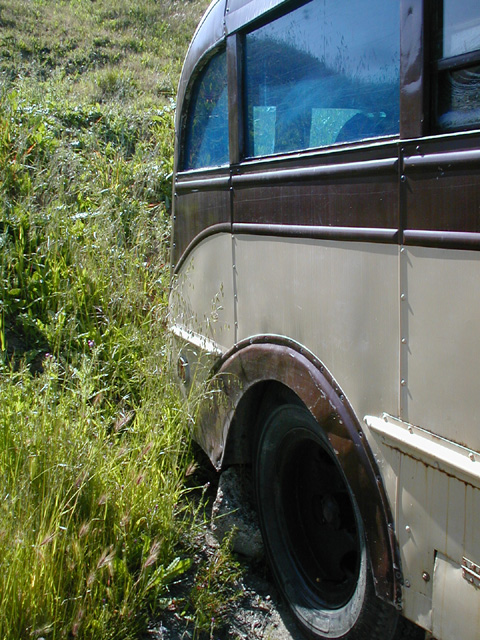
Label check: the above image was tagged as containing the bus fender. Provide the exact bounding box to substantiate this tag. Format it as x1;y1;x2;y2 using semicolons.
197;336;402;609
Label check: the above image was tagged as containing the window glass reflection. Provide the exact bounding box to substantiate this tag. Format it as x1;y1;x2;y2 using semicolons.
443;0;480;58
184;51;229;170
245;0;400;157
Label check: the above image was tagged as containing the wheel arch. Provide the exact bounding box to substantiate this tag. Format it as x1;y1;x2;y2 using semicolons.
197;336;402;609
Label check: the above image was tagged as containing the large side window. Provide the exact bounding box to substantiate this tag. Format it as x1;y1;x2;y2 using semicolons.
244;0;400;158
435;0;480;132
183;49;229;170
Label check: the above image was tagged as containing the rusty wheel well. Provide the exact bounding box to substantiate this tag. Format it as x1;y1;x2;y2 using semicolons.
208;339;401;607
222;380;305;468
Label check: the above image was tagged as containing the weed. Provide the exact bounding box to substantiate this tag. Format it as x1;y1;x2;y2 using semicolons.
189;529;243;638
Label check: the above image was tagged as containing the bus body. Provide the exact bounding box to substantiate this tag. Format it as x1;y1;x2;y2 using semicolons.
169;1;480;638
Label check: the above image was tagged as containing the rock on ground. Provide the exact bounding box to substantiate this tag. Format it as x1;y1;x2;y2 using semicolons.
209;466;264;561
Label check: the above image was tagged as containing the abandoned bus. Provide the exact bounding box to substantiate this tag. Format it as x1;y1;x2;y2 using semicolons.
169;0;480;638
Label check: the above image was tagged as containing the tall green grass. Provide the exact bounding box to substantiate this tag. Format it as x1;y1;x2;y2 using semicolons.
0;1;242;637
0;361;194;639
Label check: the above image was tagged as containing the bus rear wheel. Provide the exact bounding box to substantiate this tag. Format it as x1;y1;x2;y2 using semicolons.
255;404;398;640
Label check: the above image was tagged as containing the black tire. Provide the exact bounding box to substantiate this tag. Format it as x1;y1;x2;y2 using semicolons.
255;404;399;640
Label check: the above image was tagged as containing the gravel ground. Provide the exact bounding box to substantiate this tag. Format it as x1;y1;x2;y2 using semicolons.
146;463;426;640
145;462;305;640
146;542;305;640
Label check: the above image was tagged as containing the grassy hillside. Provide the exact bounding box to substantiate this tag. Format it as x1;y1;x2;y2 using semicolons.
0;0;209;362
0;1;242;638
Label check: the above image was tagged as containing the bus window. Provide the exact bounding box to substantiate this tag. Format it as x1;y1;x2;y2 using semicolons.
244;0;399;157
183;49;229;170
436;0;480;132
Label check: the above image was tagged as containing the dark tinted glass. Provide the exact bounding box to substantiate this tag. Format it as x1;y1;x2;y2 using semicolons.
437;1;480;132
442;0;480;58
244;0;399;157
183;50;229;170
437;66;480;131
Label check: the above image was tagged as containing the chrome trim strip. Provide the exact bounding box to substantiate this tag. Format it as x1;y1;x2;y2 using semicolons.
175;175;231;193
404;148;480;169
169;323;224;356
233;223;398;243
404;230;480;249
233;157;398;186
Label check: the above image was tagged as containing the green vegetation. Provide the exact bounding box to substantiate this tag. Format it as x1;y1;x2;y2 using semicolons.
0;1;242;638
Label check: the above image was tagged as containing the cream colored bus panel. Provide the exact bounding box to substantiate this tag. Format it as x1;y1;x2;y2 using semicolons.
234;235;399;422
432;553;480;640
169;233;235;354
366;413;480;638
401;247;480;451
